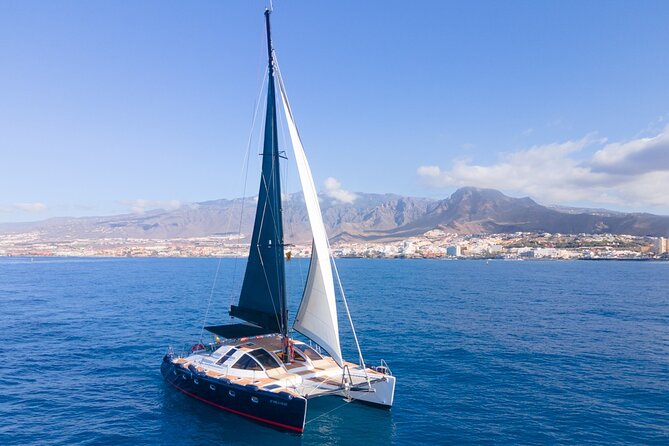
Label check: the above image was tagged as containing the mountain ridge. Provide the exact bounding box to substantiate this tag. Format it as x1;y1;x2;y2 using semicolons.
2;187;668;241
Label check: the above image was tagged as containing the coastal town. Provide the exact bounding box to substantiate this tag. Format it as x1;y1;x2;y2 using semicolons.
1;230;668;260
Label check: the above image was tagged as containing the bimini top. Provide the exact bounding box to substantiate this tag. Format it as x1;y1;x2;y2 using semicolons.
204;323;276;339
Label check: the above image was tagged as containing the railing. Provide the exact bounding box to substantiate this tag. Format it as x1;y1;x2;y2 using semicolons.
376;359;393;376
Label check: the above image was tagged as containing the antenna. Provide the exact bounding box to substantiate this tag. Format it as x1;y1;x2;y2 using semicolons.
264;8;274;72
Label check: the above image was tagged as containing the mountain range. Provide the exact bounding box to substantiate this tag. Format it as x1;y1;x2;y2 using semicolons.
2;187;668;242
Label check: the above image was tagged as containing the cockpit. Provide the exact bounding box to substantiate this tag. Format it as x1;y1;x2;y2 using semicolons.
209;337;326;374
214;346;283;372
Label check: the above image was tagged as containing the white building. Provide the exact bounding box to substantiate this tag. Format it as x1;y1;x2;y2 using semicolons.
446;246;461;257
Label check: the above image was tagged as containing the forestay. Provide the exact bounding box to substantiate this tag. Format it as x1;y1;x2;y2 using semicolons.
277;76;343;367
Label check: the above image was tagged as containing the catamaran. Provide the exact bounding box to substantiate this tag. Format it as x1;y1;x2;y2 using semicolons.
161;9;395;433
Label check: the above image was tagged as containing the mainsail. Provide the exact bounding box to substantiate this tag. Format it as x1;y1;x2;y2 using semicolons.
277;74;344;367
229;10;286;335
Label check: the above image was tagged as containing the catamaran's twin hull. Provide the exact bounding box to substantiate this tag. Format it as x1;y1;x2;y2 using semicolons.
161;349;395;433
161;355;307;433
348;374;396;408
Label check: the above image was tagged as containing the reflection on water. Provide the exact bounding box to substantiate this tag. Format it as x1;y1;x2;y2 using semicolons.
159;386;394;445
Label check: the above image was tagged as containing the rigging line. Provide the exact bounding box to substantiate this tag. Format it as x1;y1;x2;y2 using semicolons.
255;103;286;333
200;65;269;341
199;257;223;342
273;57;302;142
255;241;281;331
329;247;370;384
305;399;352;425
291;245;315;329
276;88;307;293
256;240;283;333
229;68;269;309
268;146;286;330
263;147;282;248
270;164;287;334
302;372;339;397
228;20;270;314
273;57;312;314
256;174;284;333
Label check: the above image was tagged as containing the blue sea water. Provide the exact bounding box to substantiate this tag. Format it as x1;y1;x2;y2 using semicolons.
0;257;667;445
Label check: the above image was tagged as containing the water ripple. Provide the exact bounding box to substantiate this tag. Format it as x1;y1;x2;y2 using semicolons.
0;258;667;445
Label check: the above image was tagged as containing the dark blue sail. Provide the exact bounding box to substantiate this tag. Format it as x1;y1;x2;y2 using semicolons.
229;10;287;335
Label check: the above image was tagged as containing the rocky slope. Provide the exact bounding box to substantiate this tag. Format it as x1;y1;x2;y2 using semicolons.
2;188;668;241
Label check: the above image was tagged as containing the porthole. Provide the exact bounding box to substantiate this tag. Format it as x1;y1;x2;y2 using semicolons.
194;379;199;385
251;396;259;404
229;390;236;397
210;384;216;391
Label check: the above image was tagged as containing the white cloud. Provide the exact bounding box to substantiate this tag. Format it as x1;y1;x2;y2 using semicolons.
417;126;669;212
591;125;669;175
13;202;48;213
323;177;357;204
417;165;441;178
121;199;182;214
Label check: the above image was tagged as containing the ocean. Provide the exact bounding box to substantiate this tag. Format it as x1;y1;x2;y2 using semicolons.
0;257;667;445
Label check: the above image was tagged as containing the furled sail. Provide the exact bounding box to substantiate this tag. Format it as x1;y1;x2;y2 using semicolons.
229;13;286;334
277;78;343;367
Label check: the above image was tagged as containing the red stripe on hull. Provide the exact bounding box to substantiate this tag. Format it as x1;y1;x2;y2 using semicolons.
165;378;304;433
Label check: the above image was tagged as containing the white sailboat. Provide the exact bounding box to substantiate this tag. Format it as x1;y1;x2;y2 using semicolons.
161;8;395;433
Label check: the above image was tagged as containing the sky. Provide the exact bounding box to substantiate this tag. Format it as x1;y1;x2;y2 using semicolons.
1;0;668;223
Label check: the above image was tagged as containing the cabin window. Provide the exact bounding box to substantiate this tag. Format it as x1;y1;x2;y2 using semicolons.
249;349;281;370
295;344;323;361
293;350;307;362
231;353;262;371
216;347;237;365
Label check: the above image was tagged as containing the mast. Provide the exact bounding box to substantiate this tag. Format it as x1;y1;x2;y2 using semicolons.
230;9;287;346
264;8;290;353
265;9;274;76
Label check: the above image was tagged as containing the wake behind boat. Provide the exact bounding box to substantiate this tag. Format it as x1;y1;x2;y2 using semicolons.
161;8;395;433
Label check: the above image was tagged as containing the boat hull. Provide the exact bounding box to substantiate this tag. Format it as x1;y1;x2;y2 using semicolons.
161;355;307;433
347;374;396;408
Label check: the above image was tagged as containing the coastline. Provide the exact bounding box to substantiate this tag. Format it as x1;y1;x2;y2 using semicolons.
1;230;667;261
1;254;667;262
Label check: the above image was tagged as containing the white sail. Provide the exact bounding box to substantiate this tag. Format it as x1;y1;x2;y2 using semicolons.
277;76;343;367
